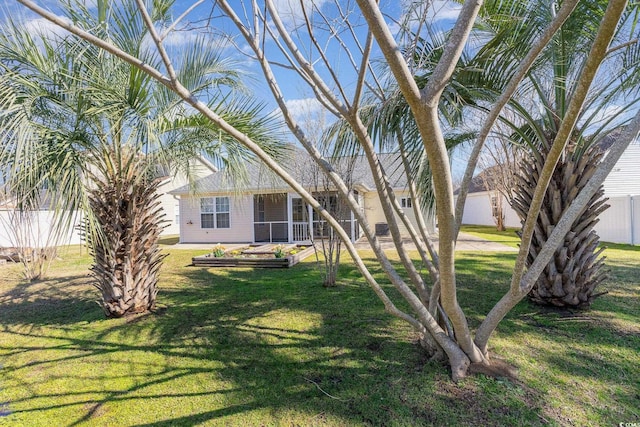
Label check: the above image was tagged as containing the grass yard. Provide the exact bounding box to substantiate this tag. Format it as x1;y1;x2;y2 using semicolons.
460;225;521;248
0;240;638;426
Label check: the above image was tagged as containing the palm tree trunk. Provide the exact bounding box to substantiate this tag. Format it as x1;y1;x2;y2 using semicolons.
86;151;167;317
512;141;609;308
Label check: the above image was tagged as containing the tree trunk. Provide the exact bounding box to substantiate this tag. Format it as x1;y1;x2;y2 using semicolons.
512;141;609;308
86;151;167;317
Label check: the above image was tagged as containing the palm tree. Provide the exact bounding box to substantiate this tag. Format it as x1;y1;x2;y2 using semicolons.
353;0;638;310
473;0;640;307
0;0;283;317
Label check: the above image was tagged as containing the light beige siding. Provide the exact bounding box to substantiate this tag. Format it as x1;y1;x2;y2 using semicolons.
157;158;217;236
363;190;435;236
158;176;189;236
179;195;254;243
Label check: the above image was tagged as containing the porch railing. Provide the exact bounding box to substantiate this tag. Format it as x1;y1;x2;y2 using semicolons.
292;222;310;241
254;221;288;243
254;219;359;243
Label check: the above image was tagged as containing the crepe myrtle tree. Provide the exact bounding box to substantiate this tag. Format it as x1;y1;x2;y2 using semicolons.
291;104;358;288
17;0;640;380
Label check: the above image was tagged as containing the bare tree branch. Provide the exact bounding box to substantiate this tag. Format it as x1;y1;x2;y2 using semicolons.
159;0;206;41
134;0;178;82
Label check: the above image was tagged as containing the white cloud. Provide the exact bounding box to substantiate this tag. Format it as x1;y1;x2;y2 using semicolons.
428;1;463;21
162;29;202;47
270;0;331;29
392;0;461;39
284;97;324;121
23;17;71;40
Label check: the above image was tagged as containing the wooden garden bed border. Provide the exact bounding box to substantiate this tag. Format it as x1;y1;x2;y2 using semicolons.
191;245;316;268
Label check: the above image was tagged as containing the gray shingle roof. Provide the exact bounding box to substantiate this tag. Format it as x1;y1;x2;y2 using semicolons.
170;149;409;195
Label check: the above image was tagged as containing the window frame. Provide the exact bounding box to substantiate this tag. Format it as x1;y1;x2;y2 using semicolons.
200;196;231;229
401;197;412;209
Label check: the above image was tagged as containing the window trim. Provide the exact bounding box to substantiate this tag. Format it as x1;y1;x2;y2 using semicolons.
200;196;231;229
401;197;412;209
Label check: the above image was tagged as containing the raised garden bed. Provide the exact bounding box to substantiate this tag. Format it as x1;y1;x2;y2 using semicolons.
0;248;20;262
192;244;315;268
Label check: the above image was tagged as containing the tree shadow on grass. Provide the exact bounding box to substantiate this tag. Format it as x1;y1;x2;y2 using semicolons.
0;257;553;426
0;273;103;327
451;252;639;424
455;251;639;344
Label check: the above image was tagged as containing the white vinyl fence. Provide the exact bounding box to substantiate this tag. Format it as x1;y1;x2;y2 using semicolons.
459;192;639;245
0;210;84;248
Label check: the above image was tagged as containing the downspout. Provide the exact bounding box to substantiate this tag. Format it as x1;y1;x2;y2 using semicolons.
172;194;182;243
631;195;635;245
287;193;293;243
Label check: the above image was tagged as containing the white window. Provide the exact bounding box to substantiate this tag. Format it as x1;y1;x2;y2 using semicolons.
174;204;180;224
216;197;230;228
200;197;230;229
401;197;412;208
292;198;307;222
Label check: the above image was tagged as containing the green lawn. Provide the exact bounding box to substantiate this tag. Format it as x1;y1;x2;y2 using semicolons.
0;243;638;426
460;225;521;248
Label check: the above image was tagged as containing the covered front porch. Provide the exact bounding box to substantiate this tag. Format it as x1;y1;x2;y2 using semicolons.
252;193;360;243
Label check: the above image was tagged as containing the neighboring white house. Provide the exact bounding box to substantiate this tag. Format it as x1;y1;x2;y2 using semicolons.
457;141;640;245
156;157;218;236
170;151;435;244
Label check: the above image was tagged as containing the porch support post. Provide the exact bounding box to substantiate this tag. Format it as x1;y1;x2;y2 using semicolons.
307;202;313;241
350;207;356;242
251;195;256;243
287;193;293;243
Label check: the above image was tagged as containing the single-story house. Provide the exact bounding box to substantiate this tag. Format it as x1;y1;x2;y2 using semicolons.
457;139;640;245
170;150;434;244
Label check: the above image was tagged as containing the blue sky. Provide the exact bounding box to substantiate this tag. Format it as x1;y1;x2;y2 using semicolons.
2;1;461;111
2;0;468;172
2;1;638;183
